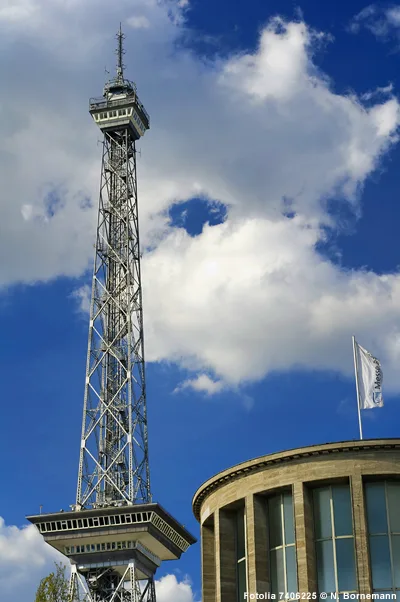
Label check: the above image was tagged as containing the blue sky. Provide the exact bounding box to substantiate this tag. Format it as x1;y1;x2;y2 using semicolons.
1;0;400;600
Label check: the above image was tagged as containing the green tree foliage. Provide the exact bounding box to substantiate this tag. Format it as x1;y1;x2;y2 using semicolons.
35;562;69;602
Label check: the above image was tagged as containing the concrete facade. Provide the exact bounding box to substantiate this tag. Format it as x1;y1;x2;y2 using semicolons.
192;439;400;602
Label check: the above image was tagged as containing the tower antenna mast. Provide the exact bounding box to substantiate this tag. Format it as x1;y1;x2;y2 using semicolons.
116;23;125;82
28;26;195;602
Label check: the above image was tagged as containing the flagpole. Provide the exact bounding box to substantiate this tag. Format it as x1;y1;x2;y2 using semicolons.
352;335;363;440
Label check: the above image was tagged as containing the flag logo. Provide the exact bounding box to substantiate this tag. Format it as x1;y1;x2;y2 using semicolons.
354;341;384;410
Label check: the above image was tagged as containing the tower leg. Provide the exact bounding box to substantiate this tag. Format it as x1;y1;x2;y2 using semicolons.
140;577;156;602
69;564;94;602
108;562;156;602
69;562;156;602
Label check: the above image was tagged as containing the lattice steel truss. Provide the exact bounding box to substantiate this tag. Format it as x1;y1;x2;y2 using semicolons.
69;564;157;602
23;27;196;602
26;26;194;602
76;127;150;509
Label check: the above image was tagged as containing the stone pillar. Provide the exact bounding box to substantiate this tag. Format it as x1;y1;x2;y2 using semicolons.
201;517;216;602
215;508;237;602
351;474;371;595
245;494;269;596
293;482;317;594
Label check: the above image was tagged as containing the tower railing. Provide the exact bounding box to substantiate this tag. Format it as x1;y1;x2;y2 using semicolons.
89;96;150;123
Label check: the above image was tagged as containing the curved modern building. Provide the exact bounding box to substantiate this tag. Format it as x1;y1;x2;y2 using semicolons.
192;439;400;602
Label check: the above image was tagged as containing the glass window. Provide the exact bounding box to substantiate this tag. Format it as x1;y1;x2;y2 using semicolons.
336;538;356;591
283;494;295;545
237;560;247;600
313;484;356;598
370;536;392;590
268;491;297;596
270;548;285;593
387;484;400;533
333;486;353;537
268;495;283;548
366;481;400;596
316;540;335;593
314;488;332;540
365;483;387;534
392;536;400;588
235;508;247;602
286;545;297;594
236;509;245;560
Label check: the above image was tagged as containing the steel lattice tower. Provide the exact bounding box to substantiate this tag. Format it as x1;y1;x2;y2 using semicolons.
28;26;195;602
76;27;150;511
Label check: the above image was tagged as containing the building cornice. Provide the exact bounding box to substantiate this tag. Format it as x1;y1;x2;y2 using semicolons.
192;439;400;521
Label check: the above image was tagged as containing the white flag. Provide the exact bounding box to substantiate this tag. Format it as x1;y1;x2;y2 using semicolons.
355;342;384;409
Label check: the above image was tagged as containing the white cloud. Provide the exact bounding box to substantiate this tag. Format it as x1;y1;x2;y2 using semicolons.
156;574;197;602
175;374;224;395
128;15;151;29
143;215;400;391
388;6;400;27
349;4;400;39
71;284;91;314
2;0;400;392
0;517;197;602
0;0;37;22
0;518;62;601
362;84;394;102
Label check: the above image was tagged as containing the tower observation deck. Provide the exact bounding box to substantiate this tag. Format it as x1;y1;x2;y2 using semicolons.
27;26;195;602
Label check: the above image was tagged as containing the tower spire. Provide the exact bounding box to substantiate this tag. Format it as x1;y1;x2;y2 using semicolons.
116;22;125;82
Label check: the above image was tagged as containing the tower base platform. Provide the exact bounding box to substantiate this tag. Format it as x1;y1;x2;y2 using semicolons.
27;503;196;601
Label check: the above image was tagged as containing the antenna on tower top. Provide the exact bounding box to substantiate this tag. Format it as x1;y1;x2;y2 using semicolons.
116;23;125;82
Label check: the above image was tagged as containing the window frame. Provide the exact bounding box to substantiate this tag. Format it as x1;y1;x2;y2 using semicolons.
267;490;297;597
365;480;400;595
235;507;248;602
313;484;357;598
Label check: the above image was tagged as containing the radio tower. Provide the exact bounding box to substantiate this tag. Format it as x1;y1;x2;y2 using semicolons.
28;26;195;602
